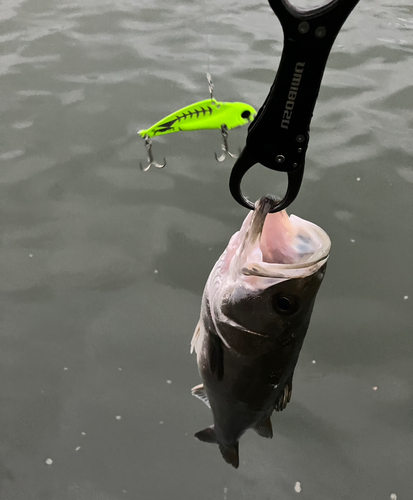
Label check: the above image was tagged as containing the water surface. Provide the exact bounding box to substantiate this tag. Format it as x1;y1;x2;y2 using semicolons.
1;0;413;498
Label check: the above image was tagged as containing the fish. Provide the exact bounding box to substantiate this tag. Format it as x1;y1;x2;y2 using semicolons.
138;99;256;138
190;195;331;468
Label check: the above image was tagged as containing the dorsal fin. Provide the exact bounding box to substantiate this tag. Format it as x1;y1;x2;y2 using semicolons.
194;426;217;444
219;442;239;469
191;384;211;408
254;417;273;439
274;374;293;412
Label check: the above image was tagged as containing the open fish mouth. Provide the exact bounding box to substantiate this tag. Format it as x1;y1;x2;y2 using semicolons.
227;196;331;283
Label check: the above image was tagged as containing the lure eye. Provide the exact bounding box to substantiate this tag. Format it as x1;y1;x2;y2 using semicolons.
241;110;251;119
272;295;299;315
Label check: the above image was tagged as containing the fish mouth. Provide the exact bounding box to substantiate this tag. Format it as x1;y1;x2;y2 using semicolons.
234;196;331;281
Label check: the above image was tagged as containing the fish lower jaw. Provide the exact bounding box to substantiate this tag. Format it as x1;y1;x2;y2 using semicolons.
241;255;329;281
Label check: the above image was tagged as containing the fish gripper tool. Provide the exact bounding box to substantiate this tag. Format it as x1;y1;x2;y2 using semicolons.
230;0;361;213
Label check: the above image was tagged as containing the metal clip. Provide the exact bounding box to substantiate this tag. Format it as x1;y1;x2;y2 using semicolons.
207;72;214;100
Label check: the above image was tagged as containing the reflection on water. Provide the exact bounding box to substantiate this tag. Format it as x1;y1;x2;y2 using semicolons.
1;0;413;498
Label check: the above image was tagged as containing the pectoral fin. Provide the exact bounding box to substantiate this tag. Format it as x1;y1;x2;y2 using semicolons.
192;321;224;380
191;384;211;408
190;320;202;354
208;330;224;381
274;375;293;412
254;417;273;439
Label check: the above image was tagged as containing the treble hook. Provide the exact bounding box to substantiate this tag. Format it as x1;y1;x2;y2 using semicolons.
140;136;166;172
215;125;238;163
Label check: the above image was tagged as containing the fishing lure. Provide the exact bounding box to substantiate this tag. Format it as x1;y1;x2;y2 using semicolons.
138;99;255;138
138;86;256;171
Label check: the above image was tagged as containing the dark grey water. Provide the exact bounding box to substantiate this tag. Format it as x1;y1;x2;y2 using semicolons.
1;0;413;498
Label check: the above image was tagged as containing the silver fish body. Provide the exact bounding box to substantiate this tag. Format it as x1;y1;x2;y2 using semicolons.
191;196;331;468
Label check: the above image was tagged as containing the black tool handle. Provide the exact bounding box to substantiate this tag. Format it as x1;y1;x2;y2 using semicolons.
230;0;360;211
248;0;360;171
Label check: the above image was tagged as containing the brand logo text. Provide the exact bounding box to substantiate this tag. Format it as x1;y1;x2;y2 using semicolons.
281;62;305;130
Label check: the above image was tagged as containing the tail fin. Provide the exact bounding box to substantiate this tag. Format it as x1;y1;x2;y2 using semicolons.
195;427;240;468
219;442;239;468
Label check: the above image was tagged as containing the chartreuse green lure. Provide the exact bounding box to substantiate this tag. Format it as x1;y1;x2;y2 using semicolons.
139;98;256;171
138;99;256;138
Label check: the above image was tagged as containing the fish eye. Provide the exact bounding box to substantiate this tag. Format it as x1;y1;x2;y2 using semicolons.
277;297;292;311
241;110;251;119
272;295;299;315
